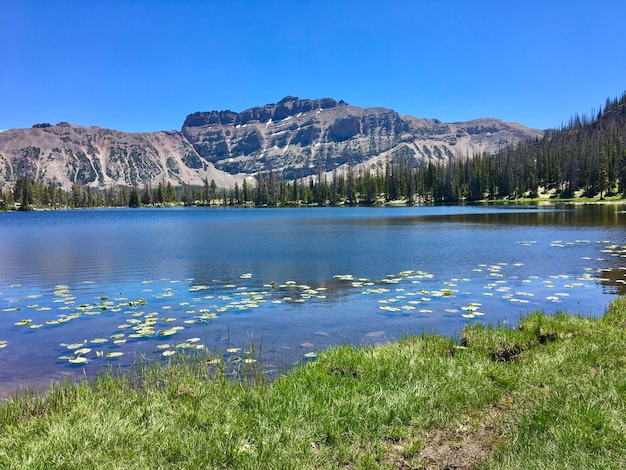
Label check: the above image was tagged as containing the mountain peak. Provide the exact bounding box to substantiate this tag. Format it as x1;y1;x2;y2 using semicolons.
182;96;346;128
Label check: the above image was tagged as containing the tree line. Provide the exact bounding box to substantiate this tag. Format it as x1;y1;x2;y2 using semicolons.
2;92;625;210
245;92;626;206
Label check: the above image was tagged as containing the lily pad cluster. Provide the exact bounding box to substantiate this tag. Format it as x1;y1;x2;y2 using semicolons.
0;237;624;379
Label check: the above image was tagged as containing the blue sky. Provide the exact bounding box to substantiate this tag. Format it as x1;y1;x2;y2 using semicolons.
2;1;625;132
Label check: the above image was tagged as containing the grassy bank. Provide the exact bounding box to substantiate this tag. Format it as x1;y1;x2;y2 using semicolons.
1;300;626;469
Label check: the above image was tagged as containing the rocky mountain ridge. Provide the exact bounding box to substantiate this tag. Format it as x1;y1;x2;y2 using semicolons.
0;96;544;190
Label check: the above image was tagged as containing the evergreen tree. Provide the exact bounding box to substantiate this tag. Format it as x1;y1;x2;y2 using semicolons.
141;184;152;205
128;186;140;208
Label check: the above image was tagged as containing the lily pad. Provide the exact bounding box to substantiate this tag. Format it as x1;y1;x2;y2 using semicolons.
159;328;178;337
68;356;88;364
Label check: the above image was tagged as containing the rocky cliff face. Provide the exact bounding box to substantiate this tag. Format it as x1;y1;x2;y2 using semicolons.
0;96;544;189
181;96;543;180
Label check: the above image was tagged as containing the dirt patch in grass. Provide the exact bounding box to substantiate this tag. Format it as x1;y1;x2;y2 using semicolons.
384;397;515;469
415;421;495;469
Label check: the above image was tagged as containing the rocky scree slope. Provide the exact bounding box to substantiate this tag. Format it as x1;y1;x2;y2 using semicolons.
0;123;239;191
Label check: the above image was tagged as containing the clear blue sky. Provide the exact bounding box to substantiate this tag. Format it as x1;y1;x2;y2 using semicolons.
2;0;625;132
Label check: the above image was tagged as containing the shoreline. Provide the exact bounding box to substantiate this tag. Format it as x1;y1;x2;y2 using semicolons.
0;299;625;467
3;195;626;212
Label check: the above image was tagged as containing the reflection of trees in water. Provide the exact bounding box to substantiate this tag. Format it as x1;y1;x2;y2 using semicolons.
415;204;626;228
596;241;626;295
598;268;626;295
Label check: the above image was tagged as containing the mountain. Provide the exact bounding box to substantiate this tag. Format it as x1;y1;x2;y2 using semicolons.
0;97;543;190
181;96;543;180
0;124;239;191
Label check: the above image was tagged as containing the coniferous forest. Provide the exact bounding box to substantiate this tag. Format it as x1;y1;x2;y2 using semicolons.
2;92;625;210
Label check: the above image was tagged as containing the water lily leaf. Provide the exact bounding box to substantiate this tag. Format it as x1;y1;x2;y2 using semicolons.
74;348;91;355
90;338;108;344
106;352;124;358
162;350;176;357
68;356;88;364
226;347;241;353
14;319;32;326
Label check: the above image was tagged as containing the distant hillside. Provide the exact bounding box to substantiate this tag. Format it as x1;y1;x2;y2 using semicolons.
0;124;239;191
0;97;543;190
482;91;626;199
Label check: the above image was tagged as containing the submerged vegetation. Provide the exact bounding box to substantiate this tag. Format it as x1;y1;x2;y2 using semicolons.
1;299;625;468
2;93;625;210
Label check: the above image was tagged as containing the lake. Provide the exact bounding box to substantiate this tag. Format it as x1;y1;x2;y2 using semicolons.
1;204;625;397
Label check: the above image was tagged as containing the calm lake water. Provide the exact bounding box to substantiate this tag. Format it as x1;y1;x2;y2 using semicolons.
1;204;625;396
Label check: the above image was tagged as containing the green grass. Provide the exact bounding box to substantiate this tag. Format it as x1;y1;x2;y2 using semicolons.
1;301;626;468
